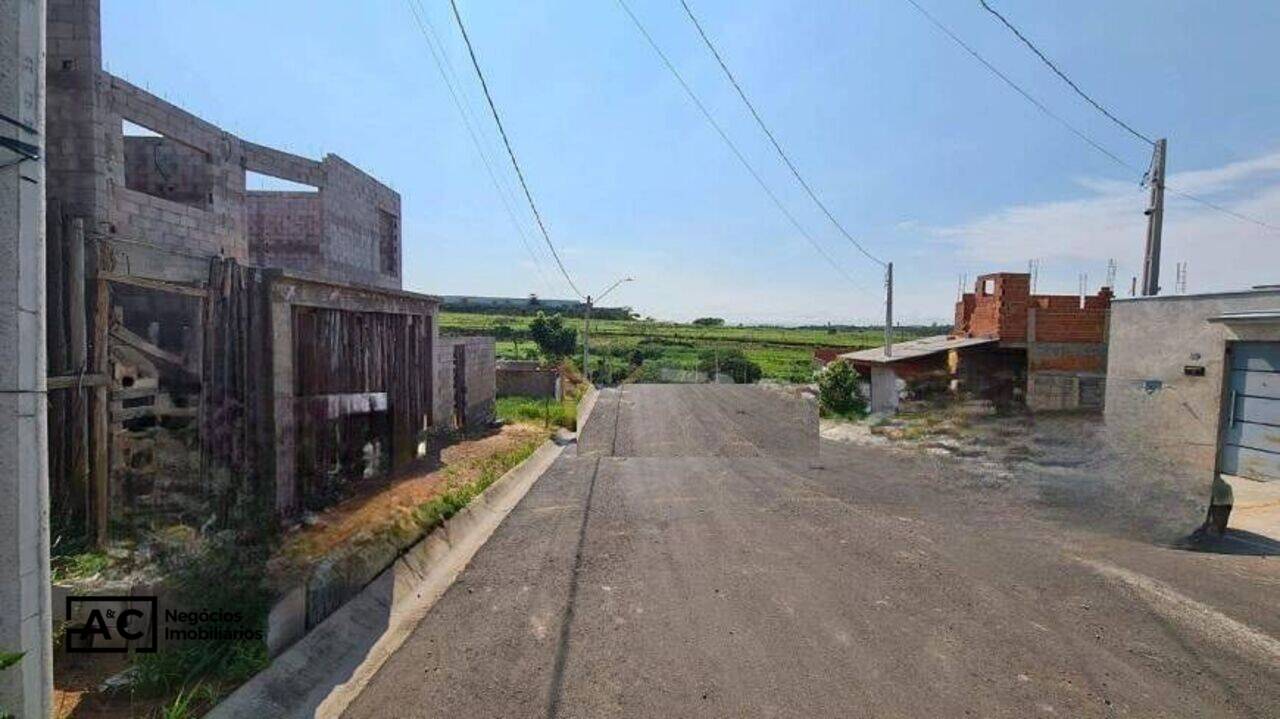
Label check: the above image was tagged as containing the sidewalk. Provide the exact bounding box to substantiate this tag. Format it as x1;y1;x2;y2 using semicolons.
1225;474;1280;542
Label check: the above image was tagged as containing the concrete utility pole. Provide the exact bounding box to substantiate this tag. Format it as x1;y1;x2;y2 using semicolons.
1;0;53;716
581;277;633;385
582;294;592;382
1141;138;1167;296
884;262;893;358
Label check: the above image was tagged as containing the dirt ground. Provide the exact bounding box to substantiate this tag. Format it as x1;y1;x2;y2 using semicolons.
274;423;546;572
821;402;1212;545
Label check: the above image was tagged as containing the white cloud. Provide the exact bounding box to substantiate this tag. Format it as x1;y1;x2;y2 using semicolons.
937;150;1280;295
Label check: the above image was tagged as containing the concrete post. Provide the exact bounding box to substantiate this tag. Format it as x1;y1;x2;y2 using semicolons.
1;0;54;716
869;365;899;414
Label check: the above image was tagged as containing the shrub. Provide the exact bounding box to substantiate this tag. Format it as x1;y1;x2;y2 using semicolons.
132;534;269;696
691;317;725;327
529;312;577;360
818;361;866;417
696;348;762;384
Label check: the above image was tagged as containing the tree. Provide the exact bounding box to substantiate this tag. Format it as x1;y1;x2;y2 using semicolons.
692;317;725;327
817;360;866;416
528;312;577;360
696;348;762;384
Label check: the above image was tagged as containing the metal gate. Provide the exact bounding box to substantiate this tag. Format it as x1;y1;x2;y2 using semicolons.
1220;342;1280;481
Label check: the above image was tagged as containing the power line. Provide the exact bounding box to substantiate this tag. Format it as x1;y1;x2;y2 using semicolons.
448;0;584;298
902;0;1280;235
901;0;1141;176
615;0;876;296
977;0;1155;146
1166;185;1280;232
677;0;884;268
404;0;557;295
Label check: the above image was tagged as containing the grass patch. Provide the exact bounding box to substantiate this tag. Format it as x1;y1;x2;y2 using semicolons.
445;311;941;383
497;394;578;430
413;439;541;530
129;533;269;706
50;550;111;583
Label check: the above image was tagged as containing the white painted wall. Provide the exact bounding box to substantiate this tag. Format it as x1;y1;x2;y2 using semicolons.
1105;290;1280;477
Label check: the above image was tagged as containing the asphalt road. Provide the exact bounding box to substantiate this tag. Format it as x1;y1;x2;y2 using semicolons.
344;385;1280;718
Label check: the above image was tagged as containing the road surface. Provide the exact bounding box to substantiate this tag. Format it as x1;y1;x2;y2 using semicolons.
345;385;1280;718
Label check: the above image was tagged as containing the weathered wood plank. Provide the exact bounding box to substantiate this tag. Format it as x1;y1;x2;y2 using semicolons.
99;271;208;298
47;373;109;390
110;323;188;370
91;277;110;547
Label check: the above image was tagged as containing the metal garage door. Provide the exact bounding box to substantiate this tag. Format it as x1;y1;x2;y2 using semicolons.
1221;342;1280;481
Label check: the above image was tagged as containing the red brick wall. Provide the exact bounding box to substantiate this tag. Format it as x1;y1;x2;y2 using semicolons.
1032;309;1108;343
952;273;1111;345
953;294;975;335
1034;295;1081;311
967;273;1030;340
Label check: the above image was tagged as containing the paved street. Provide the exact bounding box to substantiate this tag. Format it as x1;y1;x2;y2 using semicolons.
345;385;1280;718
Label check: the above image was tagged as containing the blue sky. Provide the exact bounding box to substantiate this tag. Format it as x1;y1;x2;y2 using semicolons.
102;1;1280;324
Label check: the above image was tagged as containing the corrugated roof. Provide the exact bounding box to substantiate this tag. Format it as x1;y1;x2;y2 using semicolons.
838;335;996;365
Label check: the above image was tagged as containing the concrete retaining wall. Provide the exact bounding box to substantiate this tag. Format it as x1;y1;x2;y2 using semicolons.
219;439;565;717
496;361;560;399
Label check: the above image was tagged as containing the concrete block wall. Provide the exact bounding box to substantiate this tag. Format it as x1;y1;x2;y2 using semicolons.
432;344;455;433
247;191;323;270
46;0;402;290
1028;341;1107;374
1105;290;1280;477
46;0;108;231
318;155;401;289
1027;373;1105;411
435;337;496;430
103;74;248;260
122;136;213;207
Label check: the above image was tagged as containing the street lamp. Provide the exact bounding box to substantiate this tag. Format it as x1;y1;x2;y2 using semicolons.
582;276;634;385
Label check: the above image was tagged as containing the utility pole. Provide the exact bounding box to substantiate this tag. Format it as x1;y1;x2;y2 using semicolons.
1141;138;1167;296
581;277;633;386
1106;259;1117;289
884;262;894;358
581;295;592;383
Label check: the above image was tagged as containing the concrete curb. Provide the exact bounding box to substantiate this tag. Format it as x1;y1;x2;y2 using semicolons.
576;385;600;434
207;439;565;719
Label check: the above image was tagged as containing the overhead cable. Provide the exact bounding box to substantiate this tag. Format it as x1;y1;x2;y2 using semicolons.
678;0;885;267
449;0;585;298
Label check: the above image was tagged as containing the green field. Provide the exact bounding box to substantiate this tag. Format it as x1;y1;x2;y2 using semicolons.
440;311;943;383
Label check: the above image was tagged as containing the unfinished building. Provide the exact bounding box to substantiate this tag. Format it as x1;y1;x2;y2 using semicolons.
43;0;491;544
843;272;1112;413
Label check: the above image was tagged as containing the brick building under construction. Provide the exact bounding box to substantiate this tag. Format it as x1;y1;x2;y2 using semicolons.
843;272;1112;413
43;0;494;545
